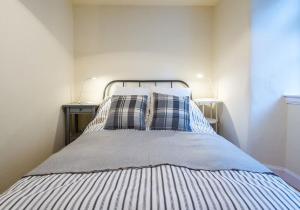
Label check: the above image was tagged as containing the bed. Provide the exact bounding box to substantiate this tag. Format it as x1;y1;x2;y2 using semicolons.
0;80;299;210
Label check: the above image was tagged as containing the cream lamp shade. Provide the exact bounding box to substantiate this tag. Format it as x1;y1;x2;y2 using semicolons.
78;77;99;104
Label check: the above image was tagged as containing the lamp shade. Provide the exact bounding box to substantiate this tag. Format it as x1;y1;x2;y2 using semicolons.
79;78;99;104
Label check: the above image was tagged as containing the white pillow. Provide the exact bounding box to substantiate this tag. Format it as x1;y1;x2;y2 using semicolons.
112;87;151;97
150;87;191;97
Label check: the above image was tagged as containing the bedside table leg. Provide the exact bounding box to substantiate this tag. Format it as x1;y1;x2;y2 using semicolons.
75;114;79;133
65;108;70;145
92;107;97;118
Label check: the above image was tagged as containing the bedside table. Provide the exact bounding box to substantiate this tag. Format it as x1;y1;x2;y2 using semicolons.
62;103;98;145
193;98;222;133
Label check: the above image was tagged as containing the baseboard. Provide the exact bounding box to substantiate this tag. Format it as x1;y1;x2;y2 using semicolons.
266;164;300;191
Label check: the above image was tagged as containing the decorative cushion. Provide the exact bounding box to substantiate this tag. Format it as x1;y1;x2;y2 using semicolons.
104;95;148;130
150;92;192;131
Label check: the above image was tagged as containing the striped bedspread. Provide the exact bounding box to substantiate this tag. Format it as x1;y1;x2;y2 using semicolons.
1;165;299;210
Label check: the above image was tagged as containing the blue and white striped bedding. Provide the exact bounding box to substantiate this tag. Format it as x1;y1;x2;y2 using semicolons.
0;165;299;210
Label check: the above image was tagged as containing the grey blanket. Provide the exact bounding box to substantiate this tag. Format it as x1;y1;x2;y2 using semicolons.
28;131;271;176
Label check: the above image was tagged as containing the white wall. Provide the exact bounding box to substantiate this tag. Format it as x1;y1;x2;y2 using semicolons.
214;0;300;176
250;0;300;166
213;0;251;148
0;0;73;192
74;6;214;102
286;104;300;175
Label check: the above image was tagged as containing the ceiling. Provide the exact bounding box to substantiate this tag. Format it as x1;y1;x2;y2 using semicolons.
72;0;219;6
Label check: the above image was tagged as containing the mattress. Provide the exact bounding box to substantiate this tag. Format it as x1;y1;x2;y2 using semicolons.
0;130;299;210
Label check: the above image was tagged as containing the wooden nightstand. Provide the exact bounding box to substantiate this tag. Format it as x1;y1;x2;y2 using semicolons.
193;98;222;133
62;103;98;145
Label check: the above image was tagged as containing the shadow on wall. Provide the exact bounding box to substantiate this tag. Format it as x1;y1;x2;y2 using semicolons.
53;109;65;152
73;6;212;57
218;104;240;147
248;97;287;164
249;0;300;165
75;52;213;102
18;0;73;54
74;6;214;100
253;0;300;35
17;0;73;152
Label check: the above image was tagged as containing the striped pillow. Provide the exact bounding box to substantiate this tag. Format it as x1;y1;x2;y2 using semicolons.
150;92;191;131
104;95;148;130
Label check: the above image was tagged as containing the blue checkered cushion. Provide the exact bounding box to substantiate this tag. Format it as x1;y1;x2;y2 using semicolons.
104;95;148;130
150;92;191;131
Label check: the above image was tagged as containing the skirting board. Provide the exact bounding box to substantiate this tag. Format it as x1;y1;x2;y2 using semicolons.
266;164;300;191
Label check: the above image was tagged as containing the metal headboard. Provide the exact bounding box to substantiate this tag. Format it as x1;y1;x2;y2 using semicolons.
103;80;190;100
